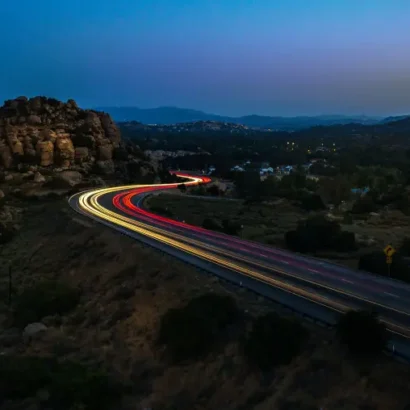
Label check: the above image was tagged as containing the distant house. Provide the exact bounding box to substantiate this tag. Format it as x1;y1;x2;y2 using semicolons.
351;187;370;195
260;167;274;175
208;166;216;175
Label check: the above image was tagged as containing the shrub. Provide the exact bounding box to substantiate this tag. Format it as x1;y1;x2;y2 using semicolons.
244;313;309;370
0;356;122;409
202;217;222;232
13;280;80;326
178;183;187;192
358;251;410;283
336;310;388;356
207;184;222;196
285;215;356;253
222;219;242;235
149;205;174;218
333;231;357;252
0;222;14;245
399;237;410;257
299;193;326;211
158;293;240;361
351;196;378;214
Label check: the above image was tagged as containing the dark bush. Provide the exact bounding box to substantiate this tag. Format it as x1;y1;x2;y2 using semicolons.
351;195;379;214
285;215;356;254
222;219;242;235
178;183;187;192
358;251;410;283
336;310;388;355
158;293;240;361
244;312;309;370
333;231;357;252
0;356;122;409
13;280;80;326
149;205;174;218
399;237;410;257
299;193;326;211
202;217;222;232
0;222;14;245
207;184;222;196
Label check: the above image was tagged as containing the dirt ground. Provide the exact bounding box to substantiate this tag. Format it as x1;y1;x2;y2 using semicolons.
1;199;410;409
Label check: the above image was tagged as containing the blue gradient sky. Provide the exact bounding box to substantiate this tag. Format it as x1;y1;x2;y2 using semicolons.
1;0;409;116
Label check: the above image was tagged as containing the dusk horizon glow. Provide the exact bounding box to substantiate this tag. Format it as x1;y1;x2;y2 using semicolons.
1;0;410;117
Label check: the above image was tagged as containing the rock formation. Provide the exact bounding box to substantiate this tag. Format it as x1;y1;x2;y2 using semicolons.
0;96;121;170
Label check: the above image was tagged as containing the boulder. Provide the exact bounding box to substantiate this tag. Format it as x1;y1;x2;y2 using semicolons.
23;322;47;337
96;160;115;175
36;140;54;167
0;96;121;169
55;170;83;187
98;144;113;160
74;147;89;163
27;115;42;125
33;171;46;183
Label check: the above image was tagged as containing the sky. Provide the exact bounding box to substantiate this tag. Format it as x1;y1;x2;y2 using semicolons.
1;0;410;117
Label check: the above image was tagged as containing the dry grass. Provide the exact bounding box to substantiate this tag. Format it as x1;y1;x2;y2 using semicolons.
147;194;303;247
0;200;410;409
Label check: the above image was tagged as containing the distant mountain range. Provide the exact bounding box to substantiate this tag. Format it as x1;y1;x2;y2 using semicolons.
94;106;406;131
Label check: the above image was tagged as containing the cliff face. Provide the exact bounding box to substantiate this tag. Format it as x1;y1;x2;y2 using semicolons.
0;96;121;170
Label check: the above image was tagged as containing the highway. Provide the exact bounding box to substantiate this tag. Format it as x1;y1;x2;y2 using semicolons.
69;172;410;351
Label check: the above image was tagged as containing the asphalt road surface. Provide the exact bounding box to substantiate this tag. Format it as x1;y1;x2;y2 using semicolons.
69;172;410;352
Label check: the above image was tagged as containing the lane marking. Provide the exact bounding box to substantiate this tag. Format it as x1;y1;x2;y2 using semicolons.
384;292;400;299
308;268;319;273
341;278;354;284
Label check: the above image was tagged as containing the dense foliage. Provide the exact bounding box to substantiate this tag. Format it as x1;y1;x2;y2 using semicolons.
13;280;80;326
285;216;356;253
158;293;240;361
244;312;309;370
336;310;388;355
0;356;123;409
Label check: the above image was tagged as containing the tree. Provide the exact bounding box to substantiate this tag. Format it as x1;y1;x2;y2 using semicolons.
319;175;351;206
158;294;239;361
207;184;222;196
399;237;410;257
202;218;222;231
244;313;309;370
336;310;388;356
351;195;378;214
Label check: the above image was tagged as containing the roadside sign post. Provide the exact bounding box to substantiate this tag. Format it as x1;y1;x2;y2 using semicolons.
384;245;396;277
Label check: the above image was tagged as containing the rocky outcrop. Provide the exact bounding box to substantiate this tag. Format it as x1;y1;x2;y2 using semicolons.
0;96;121;171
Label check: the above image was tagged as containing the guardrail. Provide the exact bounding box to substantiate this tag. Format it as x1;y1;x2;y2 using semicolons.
69;193;410;365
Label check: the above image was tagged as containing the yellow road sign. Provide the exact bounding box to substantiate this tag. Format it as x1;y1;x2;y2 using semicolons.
384;245;396;257
386;256;393;264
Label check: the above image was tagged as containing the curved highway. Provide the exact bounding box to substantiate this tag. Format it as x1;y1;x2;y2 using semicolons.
69;172;410;345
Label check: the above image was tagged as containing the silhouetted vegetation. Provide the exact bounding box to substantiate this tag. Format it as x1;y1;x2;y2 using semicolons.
399;237;410;257
336;310;388;356
202;217;223;231
285;216;356;253
149;205;174;218
202;217;242;236
0;222;14;245
358;251;410;283
13;280;80;326
178;183;187;192
244;312;309;370
0;356;123;409
351;195;379;214
158;293;240;361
